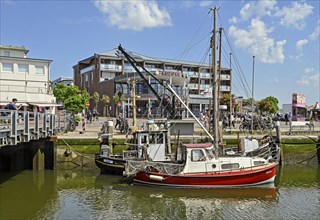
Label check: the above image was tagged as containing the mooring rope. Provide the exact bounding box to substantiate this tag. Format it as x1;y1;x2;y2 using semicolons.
61;138;95;160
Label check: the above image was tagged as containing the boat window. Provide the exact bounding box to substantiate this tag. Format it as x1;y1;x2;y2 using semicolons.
149;134;164;144
205;149;215;160
221;163;239;170
253;161;265;166
191;149;206;161
140;135;148;144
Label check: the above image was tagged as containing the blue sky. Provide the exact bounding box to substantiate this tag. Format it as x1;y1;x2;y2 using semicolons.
1;0;319;107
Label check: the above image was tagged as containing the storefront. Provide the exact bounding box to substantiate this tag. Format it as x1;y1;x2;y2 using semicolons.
292;93;307;121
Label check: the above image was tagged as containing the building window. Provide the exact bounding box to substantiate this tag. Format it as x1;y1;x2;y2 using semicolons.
36;66;44;74
18;64;28;73
2;63;13;72
3;51;10;57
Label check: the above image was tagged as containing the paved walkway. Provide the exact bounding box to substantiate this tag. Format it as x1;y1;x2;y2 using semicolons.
57;117;320;140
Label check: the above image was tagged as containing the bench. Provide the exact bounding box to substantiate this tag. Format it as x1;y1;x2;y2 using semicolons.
290;121;314;131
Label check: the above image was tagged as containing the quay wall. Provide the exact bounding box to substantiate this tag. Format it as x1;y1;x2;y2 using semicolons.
0;139;55;172
56;136;320;165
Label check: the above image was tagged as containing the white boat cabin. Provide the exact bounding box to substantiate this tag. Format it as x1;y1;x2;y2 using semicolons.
181;143;269;174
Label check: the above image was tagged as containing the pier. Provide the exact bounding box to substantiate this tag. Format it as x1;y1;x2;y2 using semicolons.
0;109;71;171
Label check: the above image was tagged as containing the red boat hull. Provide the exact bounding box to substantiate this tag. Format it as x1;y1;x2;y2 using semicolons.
133;162;278;188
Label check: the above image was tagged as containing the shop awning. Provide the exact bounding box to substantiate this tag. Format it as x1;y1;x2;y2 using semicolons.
0;102;28;107
27;103;62;107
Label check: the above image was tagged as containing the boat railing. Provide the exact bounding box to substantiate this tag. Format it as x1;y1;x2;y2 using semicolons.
124;160;185;177
123;150;139;160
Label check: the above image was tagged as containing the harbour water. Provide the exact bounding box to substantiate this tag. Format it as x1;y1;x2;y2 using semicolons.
1;164;319;220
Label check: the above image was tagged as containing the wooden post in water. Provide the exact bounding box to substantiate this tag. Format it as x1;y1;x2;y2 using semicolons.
317;136;320;164
275;121;283;165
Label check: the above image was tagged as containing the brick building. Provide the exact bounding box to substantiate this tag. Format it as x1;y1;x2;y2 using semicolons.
73;48;231;118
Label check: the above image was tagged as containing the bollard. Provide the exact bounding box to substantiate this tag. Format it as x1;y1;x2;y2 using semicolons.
275;121;281;143
80;117;86;134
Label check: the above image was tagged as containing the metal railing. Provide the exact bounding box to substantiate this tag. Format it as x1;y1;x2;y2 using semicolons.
0;109;72;147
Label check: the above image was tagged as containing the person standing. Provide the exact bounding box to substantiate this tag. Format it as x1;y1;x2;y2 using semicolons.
7;98;22;110
288;112;292;135
284;113;288;125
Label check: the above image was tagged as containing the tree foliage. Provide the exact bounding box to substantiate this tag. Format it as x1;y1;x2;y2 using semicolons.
101;95;110;106
92;92;100;110
53;83;90;114
258;96;279;114
242;98;257;107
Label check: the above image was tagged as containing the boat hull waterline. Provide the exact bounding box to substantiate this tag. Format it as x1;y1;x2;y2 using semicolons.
133;162;278;188
95;155;125;175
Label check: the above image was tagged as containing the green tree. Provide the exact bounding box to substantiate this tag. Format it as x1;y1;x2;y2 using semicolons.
258;96;279;114
101;95;110;116
92;92;100;110
220;93;231;110
242;98;257;107
53;83;90;114
113;93;126;116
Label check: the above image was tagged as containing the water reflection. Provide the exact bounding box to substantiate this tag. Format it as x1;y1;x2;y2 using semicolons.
0;170;56;220
1;165;319;220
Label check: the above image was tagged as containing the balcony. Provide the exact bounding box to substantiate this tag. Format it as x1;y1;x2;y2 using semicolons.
220;85;230;92
220;74;230;80
200;84;211;90
100;64;122;71
80;65;95;74
200;72;211;78
185;71;199;78
188;83;199;89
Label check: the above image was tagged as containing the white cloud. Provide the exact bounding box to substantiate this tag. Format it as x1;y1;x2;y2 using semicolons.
93;0;172;31
230;0;277;23
290;39;308;60
274;2;313;30
296;39;308;52
199;1;212;7
273;78;279;83
297;68;320;86
309;20;320;41
304;67;314;74
297;73;320;86
229;18;286;63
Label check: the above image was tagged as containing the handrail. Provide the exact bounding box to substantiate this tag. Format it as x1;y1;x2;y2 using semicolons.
0;109;72;147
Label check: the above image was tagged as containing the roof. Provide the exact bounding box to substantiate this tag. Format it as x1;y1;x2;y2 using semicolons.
0;45;29;54
96;48;210;67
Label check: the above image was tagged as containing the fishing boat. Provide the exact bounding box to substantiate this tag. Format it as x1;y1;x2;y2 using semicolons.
127;142;278;188
121;7;279;188
95;119;173;175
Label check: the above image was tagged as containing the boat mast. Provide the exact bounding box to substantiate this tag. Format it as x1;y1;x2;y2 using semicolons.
131;79;139;132
251;56;255;135
211;7;219;154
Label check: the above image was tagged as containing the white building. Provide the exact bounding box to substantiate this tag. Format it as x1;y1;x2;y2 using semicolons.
52;76;74;87
0;45;56;107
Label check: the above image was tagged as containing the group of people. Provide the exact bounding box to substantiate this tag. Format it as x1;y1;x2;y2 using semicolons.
86;109;99;123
